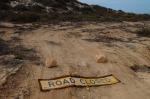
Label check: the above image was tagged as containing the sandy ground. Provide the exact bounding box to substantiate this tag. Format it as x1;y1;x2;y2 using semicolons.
0;21;150;99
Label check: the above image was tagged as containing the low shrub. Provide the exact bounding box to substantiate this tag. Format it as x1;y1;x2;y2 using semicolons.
130;64;150;72
0;38;10;55
9;12;41;23
137;27;150;37
0;37;40;61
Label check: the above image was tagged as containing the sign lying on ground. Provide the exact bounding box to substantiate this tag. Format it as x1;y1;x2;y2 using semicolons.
38;74;120;91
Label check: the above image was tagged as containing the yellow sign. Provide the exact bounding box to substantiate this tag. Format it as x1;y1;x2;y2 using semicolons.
38;74;120;91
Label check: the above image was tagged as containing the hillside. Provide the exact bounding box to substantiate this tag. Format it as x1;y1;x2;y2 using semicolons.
0;0;150;22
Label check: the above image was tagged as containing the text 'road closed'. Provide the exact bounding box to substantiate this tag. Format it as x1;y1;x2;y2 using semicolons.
38;74;120;91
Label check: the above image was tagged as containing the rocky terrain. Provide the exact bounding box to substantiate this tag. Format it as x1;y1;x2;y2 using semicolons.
0;0;150;99
0;21;150;99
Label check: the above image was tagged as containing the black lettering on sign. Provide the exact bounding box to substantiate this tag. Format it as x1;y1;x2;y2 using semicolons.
96;78;103;83
84;79;96;85
38;75;120;91
70;78;75;84
80;79;86;84
48;81;55;87
85;80;90;85
90;79;96;84
100;78;110;83
63;79;70;85
55;80;62;85
105;78;111;82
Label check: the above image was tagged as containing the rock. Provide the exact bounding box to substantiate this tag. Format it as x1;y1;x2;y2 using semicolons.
45;58;58;68
96;54;108;63
0;22;15;28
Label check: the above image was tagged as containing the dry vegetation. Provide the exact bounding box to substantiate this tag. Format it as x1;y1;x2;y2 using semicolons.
0;37;40;63
0;0;150;23
136;27;150;37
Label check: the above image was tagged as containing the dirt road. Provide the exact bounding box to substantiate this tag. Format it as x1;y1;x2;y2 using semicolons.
0;22;150;99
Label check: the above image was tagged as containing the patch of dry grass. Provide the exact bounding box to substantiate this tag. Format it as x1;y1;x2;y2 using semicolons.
130;64;150;73
0;37;41;67
137;27;150;37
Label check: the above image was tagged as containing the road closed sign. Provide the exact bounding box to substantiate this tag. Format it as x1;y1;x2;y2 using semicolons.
38;74;120;91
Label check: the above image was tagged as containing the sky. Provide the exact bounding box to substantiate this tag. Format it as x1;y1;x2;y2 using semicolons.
80;0;150;14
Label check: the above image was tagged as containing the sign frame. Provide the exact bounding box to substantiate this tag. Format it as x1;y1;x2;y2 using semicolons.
38;74;121;91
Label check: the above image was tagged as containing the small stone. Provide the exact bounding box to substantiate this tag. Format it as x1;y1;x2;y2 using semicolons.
96;54;108;63
45;59;58;68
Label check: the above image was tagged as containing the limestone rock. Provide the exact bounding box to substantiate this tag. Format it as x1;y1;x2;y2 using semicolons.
45;58;58;68
96;54;108;63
